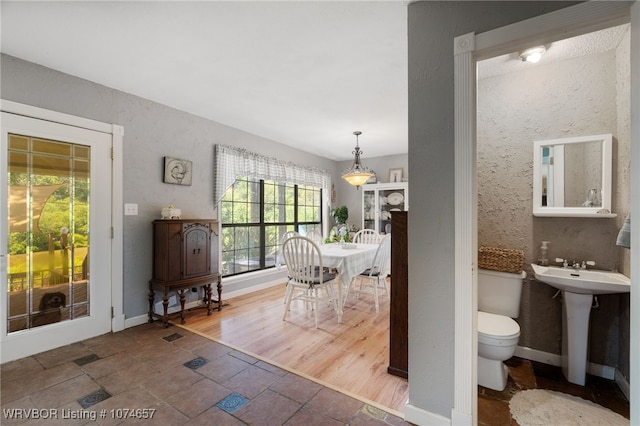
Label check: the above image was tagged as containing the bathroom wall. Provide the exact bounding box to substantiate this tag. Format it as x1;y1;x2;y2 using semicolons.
615;28;631;382
477;27;630;376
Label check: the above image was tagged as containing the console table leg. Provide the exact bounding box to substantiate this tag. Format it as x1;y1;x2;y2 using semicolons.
179;289;186;324
148;283;155;323
205;284;212;315
162;290;170;328
217;276;223;311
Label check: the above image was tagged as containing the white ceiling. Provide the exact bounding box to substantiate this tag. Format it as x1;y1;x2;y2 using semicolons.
478;23;629;79
1;1;409;161
0;2;629;162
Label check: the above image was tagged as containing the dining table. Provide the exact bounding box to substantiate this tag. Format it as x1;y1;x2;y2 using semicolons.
317;242;379;323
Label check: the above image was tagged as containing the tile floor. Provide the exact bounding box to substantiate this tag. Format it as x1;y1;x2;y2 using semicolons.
478;356;630;425
2;323;631;425
1;322;411;425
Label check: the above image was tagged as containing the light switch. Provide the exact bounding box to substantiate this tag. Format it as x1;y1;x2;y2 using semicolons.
124;203;138;216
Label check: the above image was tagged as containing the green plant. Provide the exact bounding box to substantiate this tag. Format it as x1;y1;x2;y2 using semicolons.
331;206;349;224
326;225;352;243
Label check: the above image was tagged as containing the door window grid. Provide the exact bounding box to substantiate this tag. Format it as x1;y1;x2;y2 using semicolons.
7;134;90;332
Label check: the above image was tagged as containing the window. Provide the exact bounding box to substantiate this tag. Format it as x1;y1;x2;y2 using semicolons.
221;177;322;277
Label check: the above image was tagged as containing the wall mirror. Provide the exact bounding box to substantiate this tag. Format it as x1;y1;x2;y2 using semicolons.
532;134;616;218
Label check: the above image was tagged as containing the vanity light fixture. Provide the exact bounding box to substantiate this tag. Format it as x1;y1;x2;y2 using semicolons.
519;46;546;63
342;131;375;189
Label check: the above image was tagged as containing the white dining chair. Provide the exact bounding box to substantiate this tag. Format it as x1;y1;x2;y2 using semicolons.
353;229;380;244
305;229;324;246
346;234;391;313
277;230;299;266
282;236;336;328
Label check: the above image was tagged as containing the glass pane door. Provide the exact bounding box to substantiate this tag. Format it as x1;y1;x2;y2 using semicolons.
363;189;376;230
2;110;112;362
7;134;91;332
379;188;406;235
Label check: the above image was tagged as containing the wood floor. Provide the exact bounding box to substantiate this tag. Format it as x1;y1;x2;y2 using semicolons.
181;280;409;415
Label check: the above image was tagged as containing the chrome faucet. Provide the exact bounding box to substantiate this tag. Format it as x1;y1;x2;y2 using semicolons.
554;258;595;270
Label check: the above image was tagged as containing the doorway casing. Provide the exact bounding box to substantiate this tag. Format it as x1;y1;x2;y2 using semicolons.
447;2;638;425
0;99;125;362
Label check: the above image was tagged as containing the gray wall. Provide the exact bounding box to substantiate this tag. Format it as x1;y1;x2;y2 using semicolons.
1;54;342;319
407;1;580;418
477;29;631;378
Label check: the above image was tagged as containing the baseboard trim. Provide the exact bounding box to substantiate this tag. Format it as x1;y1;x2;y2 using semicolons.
450;407;472;426
615;369;631;401
124;314;148;329
404;402;451;425
515;346;562;366
222;278;283;300
123;278;285;330
515;345;616;380
589;362;616;380
112;314;125;332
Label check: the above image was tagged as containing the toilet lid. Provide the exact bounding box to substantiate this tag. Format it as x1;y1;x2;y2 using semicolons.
478;311;520;339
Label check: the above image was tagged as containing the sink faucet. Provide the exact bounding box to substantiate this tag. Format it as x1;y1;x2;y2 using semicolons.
555;258;595;270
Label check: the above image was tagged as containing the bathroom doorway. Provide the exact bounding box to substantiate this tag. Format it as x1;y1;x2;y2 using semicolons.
453;2;639;423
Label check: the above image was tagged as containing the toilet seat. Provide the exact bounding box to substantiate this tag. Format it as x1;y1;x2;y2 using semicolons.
478;311;520;346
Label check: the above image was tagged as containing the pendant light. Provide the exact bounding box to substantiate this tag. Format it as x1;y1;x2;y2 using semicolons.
341;131;375;188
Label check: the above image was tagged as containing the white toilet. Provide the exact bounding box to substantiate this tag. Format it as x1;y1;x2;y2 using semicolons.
477;268;526;391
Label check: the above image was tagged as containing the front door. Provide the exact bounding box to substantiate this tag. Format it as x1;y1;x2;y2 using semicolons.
1;111;113;362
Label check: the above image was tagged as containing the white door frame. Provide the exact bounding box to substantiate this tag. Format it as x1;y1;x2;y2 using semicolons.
453;1;638;424
0;100;124;362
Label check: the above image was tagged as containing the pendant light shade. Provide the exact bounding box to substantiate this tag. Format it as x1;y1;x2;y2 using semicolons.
342;131;375;188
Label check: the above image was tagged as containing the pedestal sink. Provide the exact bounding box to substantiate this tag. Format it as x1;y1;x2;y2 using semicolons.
531;264;631;385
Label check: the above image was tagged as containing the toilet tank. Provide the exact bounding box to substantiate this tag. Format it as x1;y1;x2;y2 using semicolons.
478;268;526;318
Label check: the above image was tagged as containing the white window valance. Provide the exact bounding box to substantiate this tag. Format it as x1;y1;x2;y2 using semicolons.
214;144;332;205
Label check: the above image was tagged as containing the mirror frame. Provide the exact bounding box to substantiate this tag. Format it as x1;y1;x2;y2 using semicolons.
533;133;616;217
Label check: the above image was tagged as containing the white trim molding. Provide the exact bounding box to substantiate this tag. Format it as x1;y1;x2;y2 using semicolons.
1;99;125;335
452;30;477;426
405;403;452;426
111;123;124;332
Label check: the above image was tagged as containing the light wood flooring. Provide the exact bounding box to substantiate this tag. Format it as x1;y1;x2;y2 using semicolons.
181;280;409;415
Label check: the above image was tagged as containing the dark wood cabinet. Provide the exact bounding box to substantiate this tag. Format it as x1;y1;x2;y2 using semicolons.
388;211;408;378
149;219;221;327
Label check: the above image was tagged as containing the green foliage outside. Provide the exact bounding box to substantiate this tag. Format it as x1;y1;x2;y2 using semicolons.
7;177;90;282
220;178;322;275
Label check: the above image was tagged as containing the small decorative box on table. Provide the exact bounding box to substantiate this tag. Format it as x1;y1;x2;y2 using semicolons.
149;219;222;327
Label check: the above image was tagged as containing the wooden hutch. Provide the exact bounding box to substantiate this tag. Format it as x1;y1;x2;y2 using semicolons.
148;219;221;327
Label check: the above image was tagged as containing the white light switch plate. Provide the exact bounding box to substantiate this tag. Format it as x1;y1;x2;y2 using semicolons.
124;203;138;216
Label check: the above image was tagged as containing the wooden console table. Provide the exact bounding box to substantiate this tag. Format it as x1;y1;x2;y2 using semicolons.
148;274;221;327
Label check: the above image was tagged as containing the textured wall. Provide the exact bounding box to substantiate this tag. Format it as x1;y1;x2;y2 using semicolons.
1;54;341;318
615;28;631;382
477;29;630;369
408;1;580;418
